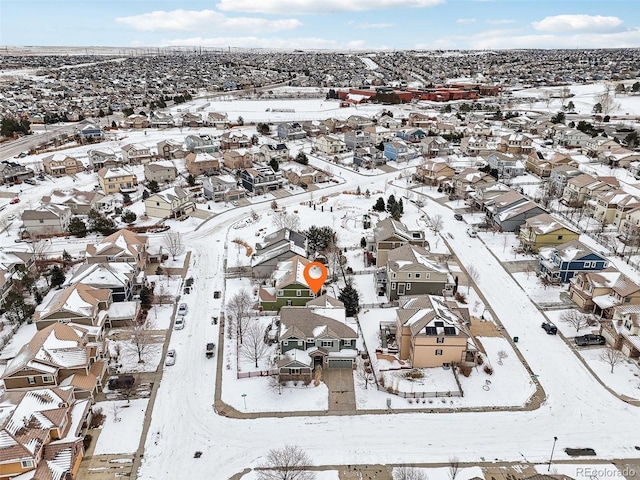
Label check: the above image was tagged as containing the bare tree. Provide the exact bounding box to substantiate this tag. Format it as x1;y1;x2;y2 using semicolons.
241;321;269;368
559;310;590;332
355;357;376;390
258;445;316;480
394;466;427;480
120;374;139;404
501;235;509;253
600;346;625;373
125;318;158;364
111;403;122;423
595;86;620;116
228;289;254;344
430;214;443;233
162;232;185;260
448;456;461;480
466;264;480;294
272;211;300;231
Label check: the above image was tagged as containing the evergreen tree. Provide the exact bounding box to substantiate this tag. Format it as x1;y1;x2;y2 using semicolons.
139;286;152;308
50;265;66;289
338;281;360;317
295;151;309;165
3;291;35;325
122;192;131;205
88;209;116;235
121;210;137;224
386;194;397;214
187;174;196;186
269;158;279;172
304;226;336;254
148;180;160;193
373;197;385;212
68;217;88;237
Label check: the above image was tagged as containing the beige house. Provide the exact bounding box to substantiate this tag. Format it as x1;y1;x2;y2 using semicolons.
371;218;427;267
497;133;533;154
85;229;149;269
222;149;253;170
525;151;572;177
601;304;640;359
315;134;348;155
414;159;455;186
97;167;138;194
42;153;84;177
144;161;177;183
185;152;221;176
33;283;112;330
121;143;152;164
21;204;72;236
41;188;105;215
561;173;618;207
568;268;640;316
144;186;195;218
385;295;478;368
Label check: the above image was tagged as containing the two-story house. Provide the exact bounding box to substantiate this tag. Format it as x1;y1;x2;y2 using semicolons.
459;136;490;156
206;112;230;129
485;152;525;179
260;143;290;164
569;267;624;312
184;134;220;154
561;173;618;207
315;134;348;156
21;205;72;237
525;151;572;177
384;140;414;162
223;149;254;170
33;283;112;330
85;229;149;271
97;167;138;194
453;168;496;200
414;159;455;187
42;153;84;177
371;217;428;267
592;190;640;227
518;213;580;253
258;255;315;311
144;161;177;184
586;135;619;157
66;262;140;302
344;130;371;151
420;136;452;158
149;111;175;129
277;122;306;140
41;188;105;215
121;143;152;165
156;139;187;160
601;304;640;359
252;228;308;278
240;166;283;194
0;160;34;185
144;186;195;218
185;152;221;176
396;128;427;144
87;147;120;170
539;239;609;283
496;133;533;155
202;175;245;203
353;146;386;169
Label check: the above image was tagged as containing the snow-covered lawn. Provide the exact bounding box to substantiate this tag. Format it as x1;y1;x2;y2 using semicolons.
512;272;566;306
544;309;599;337
538;463;629;480
578;347;640;400
393;466;484;480
479;231;527;262
92;399;149;455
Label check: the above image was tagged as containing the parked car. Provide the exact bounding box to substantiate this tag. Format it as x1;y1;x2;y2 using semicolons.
9;198;20;204
165;349;176;366
174;317;185;330
23;178;37;185
177;303;188;316
574;334;605;346
541;322;558;335
108;374;135;390
466;227;477;238
206;342;215;358
454;213;463;221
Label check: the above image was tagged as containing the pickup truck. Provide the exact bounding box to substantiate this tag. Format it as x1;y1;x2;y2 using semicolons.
574;334;606;346
206;343;216;358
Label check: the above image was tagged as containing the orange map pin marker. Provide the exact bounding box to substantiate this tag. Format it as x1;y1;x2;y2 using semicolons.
303;261;328;294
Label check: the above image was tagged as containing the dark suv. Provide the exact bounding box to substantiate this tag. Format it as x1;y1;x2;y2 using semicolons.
574;334;606;346
541;322;557;335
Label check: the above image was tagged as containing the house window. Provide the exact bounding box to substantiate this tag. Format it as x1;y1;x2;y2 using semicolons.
27;376;36;385
414;273;421;279
406;283;411;291
424;273;430;279
625;320;632;330
39;219;44;224
289;367;300;375
407;273;412;279
343;339;352;346
436;337;444;344
21;460;34;469
277;289;284;297
296;290;301;297
391;283;396;290
392;273;396;279
435;349;443;356
42;375;54;383
321;340;333;348
283;341;289;346
156;202;160;206
625;297;631;303
557;235;563;240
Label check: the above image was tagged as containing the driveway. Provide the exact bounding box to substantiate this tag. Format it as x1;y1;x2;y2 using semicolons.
322;367;356;413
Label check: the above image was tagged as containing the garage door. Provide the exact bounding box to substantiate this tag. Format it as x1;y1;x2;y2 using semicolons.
327;359;353;368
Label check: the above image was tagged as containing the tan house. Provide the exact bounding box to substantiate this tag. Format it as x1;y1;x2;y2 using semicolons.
97;166;138;194
222;149;253;170
121;143;152;164
525;151;572;177
385;295;478;368
315;134;348;155
144;186;195;218
371;218;427;267
414;159;455;186
21;205;72;237
459;136;490;156
592;190;640;226
85;229;149;269
33;283;112;330
157;139;187;160
41;188;105;215
518;213;580;253
569;268;640;317
453;168;496;199
586;135;619;157
599;147;640;168
123;114;150;129
42;153;84;177
1;322;107;398
219;131;251;150
144;161;177;183
0;386;90;479
601;304;640;359
497;133;533;154
561;173;618;207
206;111;230;129
185;152;221;176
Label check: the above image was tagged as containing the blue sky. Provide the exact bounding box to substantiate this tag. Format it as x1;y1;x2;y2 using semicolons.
1;0;639;50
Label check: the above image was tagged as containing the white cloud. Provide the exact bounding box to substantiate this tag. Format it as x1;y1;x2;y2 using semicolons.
157;36;369;50
348;21;395;29
457;18;477;25
116;9;301;33
216;0;444;14
485;19;516;25
532;14;623;33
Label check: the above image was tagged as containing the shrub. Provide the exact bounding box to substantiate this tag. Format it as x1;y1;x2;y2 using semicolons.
483;365;494;375
459;365;472;377
89;408;105;428
83;434;93;451
455;291;467;304
403;369;424;379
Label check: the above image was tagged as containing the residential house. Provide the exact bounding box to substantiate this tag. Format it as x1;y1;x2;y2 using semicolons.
301;120;328;137
497;133;533;155
220;131;252;150
353;147;386;169
371;217;427;268
452;168;496;200
41;188;105;215
469;182;512;212
280;163;327;187
378;114;401;129
344;130;371;150
223;149;253;170
252;228;308;278
382;244;455;301
592;190;640;227
465;121;492;138
180;112;203;128
185;152;221;176
156;139;186;159
0;251;33;308
97;167;138;194
206;112;230;129
33;283;112;330
21;205;72;237
277;298;357;380
78;123;102;140
123;114;149;129
586;135;619;157
599;147;640;168
66;262;140;302
87;148;120;170
277;122;306;140
600;305;640;359
518;213;580;253
384;140;413;162
323;118;349;134
0;160;34;185
144;161;177;183
260;143;290;164
561;173;618;207
555;128;592;149
485;152;525;179
315;134;348;156
144;186;195;218
1;322;107;398
0;386;90;480
491;199;546;232
385;294;478;368
240;166;283;194
85;229;148;270
121;143;152;165
414;159;455;187
460;136;491;156
525;151;572;177
569;268;640;318
539;239;609;283
149;111;175;129
184;134;220;154
407;112;435;128
549;164;582;198
363;125;393;145
202;175;245;202
42;153;84;177
396;128;427;143
420;136;452;158
346;115;374;130
258;255;315;311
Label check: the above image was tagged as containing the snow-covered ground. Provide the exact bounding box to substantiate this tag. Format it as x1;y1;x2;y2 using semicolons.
92;399;149;455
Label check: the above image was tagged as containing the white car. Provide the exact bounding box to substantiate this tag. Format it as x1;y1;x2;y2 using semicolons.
467;228;478;238
177;303;188;316
174;317;185;330
165;349;176;366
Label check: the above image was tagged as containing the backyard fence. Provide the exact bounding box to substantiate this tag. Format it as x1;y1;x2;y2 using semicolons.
237;369;278;379
376;384;462;399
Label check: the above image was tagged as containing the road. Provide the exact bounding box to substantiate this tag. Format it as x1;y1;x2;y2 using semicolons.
135;162;640;480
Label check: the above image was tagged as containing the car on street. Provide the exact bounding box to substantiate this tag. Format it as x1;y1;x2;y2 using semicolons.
541;321;558;335
174;317;185;330
466;227;477;238
206;342;215;358
177;303;188;316
9;198;20;204
165;349;176;366
574;334;606;346
454;213;463;221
